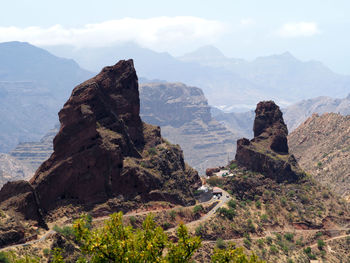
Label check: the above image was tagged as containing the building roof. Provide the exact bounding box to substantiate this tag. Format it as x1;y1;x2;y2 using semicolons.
212;187;222;194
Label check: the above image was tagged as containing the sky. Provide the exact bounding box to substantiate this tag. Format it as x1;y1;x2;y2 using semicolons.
1;0;349;74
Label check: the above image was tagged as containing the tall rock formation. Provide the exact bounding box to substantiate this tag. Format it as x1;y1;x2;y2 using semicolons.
235;101;304;182
0;60;201;229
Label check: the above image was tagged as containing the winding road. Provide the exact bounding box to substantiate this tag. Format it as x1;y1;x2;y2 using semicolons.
2;187;349;256
1;187;231;251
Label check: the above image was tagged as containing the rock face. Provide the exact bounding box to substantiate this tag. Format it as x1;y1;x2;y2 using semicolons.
0;60;200;225
289;113;350;199
253;101;289;153
235;101;304;182
140;82;238;173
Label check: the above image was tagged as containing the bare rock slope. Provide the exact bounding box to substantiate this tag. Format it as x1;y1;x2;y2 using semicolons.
289;113;350;199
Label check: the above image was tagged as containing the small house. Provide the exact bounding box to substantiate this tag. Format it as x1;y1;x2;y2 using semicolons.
212;187;222;197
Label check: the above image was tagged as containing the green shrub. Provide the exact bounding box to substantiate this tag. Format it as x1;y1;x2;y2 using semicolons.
315;231;323;238
317;239;325;250
229;163;237;170
43;248;50;257
148;147;157;155
257;239;264;248
243;238;251;249
284;233;294;242
195;224;205;237
269;245;278;254
53;225;75;239
169;210;176;221
129;216;137;226
255;200;261;209
207;176;223;187
275;233;282;241
216;207;235;220
162;222;171;230
304;247;317;260
266;236;273;245
0;252;9;263
247;219;256;233
227;199;237;209
216;238;226;249
296;237;303;246
193;205;204;215
0;210;5;218
260;214;268;223
280;197;287;206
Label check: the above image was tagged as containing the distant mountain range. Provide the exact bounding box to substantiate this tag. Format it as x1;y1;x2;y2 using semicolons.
44;43;350;111
0;42;93;152
212;93;350;139
140;82;237;173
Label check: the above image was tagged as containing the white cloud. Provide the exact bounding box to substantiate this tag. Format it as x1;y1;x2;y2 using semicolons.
0;17;224;49
277;22;320;38
240;18;255;26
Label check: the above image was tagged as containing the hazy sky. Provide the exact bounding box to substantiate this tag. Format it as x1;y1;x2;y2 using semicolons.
1;0;349;74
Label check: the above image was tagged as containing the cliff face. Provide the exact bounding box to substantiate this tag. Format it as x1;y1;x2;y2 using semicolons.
235;101;304;183
0;60;200;226
140;82;238;173
289;113;350;199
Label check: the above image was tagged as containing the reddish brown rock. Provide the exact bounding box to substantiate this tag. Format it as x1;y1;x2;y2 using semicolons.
236;101;304;182
253;101;289;153
0;60;201;226
205;167;220;177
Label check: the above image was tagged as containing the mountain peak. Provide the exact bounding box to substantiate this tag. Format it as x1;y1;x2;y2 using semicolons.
181;45;226;59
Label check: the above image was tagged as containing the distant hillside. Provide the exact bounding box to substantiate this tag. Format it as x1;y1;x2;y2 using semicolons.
283;94;350;130
211;107;255;139
212;93;350;140
44;44;350;109
9;126;57;171
289;113;350;200
140;82;238;174
0;41;93;152
0;153;33;187
180;46;350;106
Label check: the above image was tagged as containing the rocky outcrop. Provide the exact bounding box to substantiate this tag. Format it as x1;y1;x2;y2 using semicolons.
0;181;45;225
140;82;238;174
235;101;304;183
289;113;350;199
0;60;201;229
253;101;289;153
